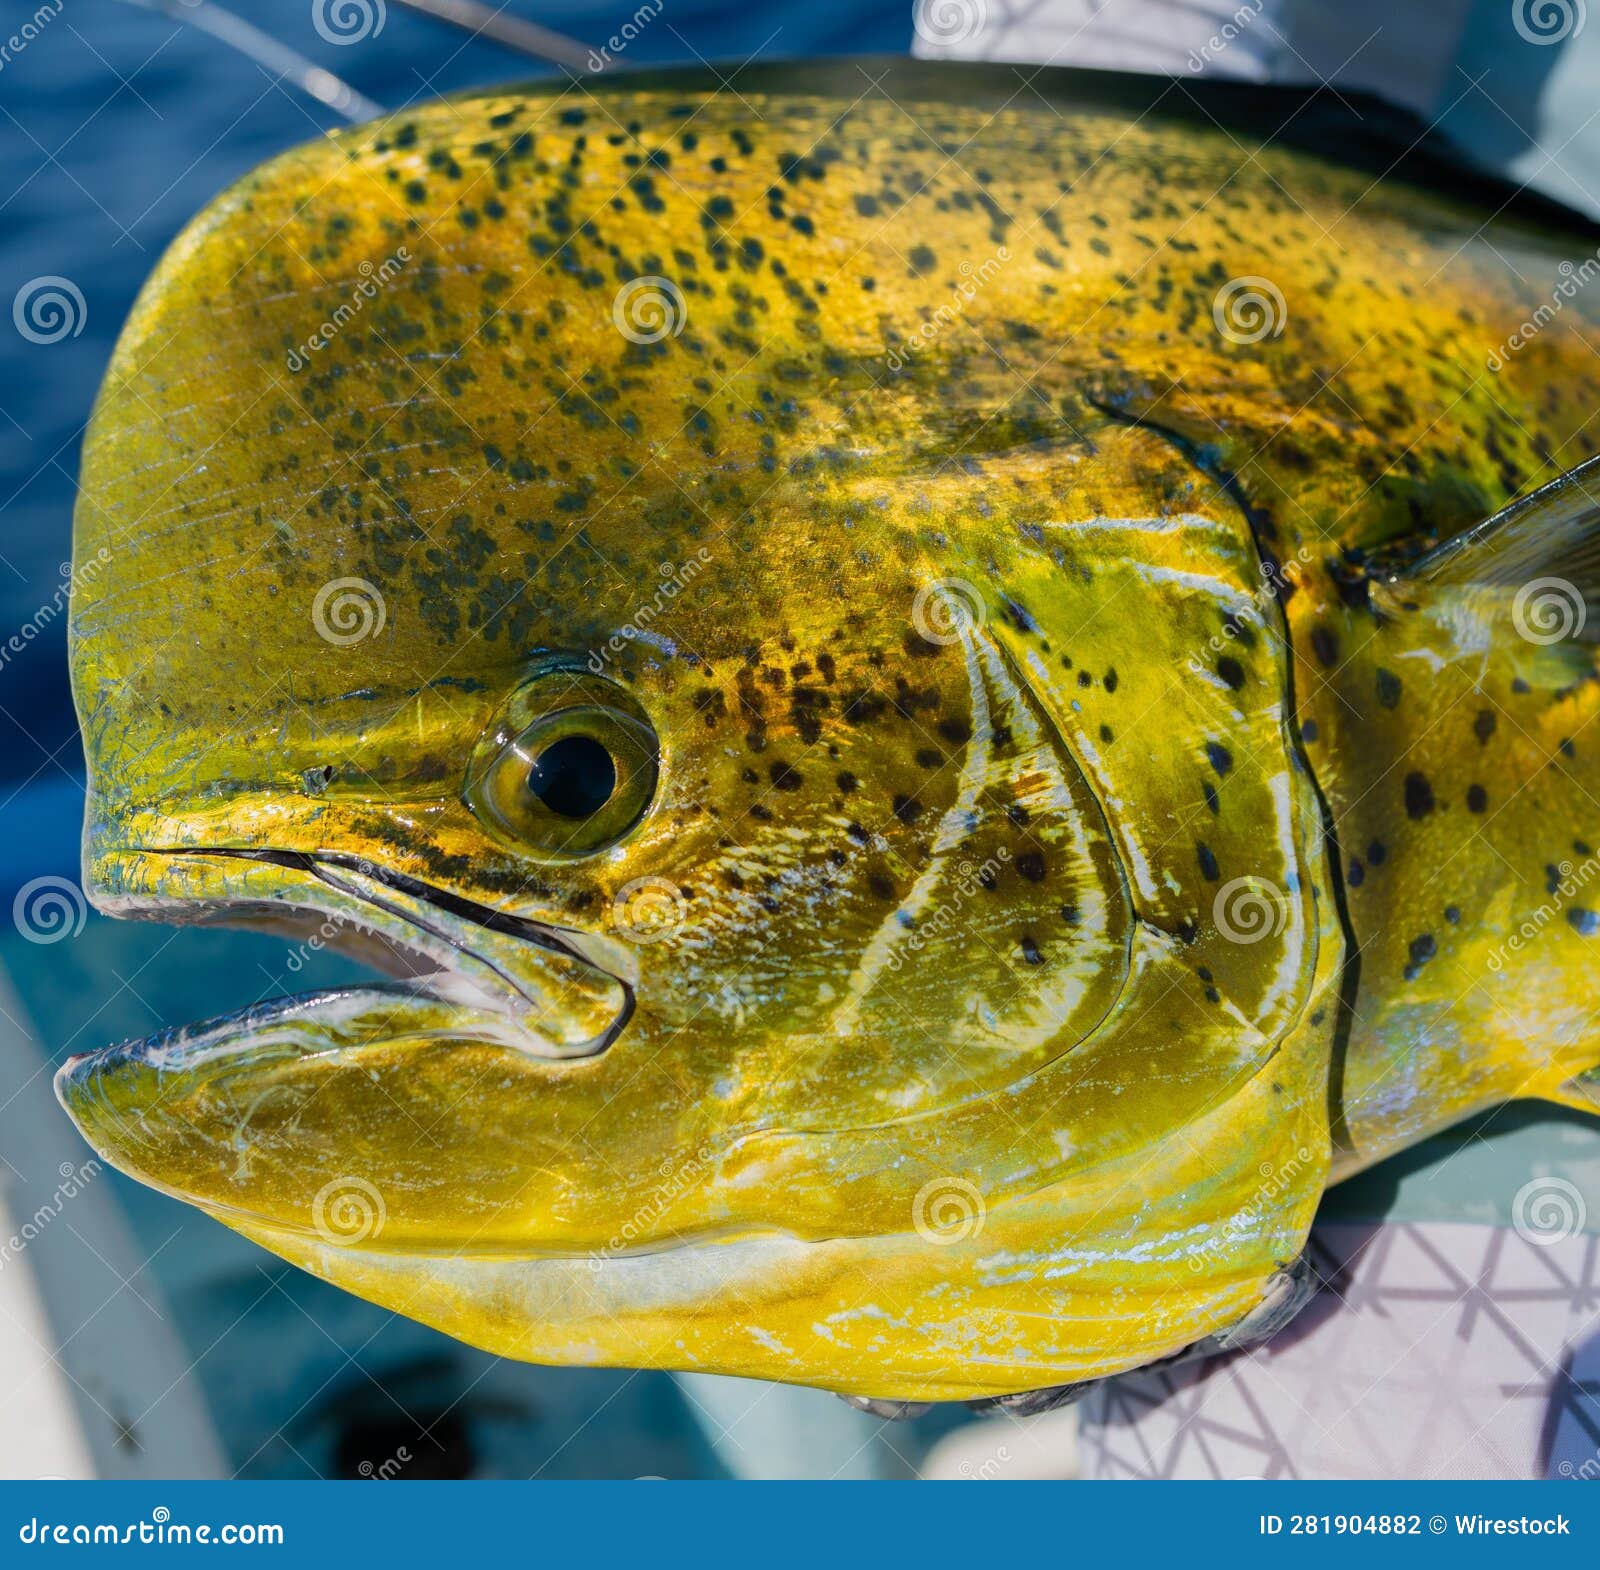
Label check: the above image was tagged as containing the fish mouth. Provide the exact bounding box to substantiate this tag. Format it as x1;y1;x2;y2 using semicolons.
54;846;642;1251
69;846;635;1066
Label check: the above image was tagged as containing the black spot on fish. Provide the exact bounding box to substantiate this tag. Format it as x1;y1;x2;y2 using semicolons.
1103;667;1119;693
1310;626;1339;666
1020;935;1044;966
1205;741;1233;777
1204;986;1221;1004
1197;843;1220;881
1376;669;1402;709
1569;908;1600;936
1403;932;1436;981
1546;864;1564;895
1474;710;1497;743
1346;857;1365;888
868;872;896;902
1403;772;1434;820
769;762;802;791
1562;737;1577;759
1060;904;1080;925
915;749;943;769
1017;851;1046;883
1368;840;1387;865
1466;783;1487;813
835;771;858;794
1445;905;1460;924
892;794;922;825
1300;719;1319;744
1217;656;1245;690
1203;781;1219;815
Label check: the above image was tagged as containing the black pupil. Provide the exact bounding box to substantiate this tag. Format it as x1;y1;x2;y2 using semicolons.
526;734;616;819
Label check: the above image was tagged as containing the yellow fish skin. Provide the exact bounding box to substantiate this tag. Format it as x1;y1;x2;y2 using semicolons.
54;62;1599;1402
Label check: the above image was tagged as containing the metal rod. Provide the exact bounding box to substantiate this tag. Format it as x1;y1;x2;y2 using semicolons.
390;0;595;74
117;0;387;122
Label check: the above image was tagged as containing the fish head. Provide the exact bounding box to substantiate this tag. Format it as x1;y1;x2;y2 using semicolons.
60;77;1341;1400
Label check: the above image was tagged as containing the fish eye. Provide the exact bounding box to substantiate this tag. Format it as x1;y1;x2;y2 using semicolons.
467;672;659;857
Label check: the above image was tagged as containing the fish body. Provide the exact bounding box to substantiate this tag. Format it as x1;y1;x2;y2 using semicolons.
57;61;1600;1401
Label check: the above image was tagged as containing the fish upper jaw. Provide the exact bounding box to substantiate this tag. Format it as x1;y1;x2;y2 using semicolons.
78;844;636;1061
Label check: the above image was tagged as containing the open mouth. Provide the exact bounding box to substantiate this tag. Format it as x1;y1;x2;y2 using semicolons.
61;846;636;1076
53;846;643;1249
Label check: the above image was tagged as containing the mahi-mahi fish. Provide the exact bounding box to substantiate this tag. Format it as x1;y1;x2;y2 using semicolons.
55;61;1600;1406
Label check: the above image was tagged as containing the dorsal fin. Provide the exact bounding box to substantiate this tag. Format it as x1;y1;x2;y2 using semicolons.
1403;456;1600;642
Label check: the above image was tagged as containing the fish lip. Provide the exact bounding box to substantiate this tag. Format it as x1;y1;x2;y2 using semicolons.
56;982;424;1082
104;845;636;1061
